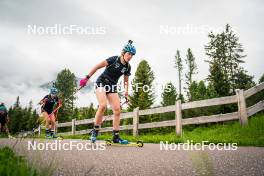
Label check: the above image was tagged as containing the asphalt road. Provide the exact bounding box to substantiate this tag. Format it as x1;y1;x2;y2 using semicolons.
0;139;263;176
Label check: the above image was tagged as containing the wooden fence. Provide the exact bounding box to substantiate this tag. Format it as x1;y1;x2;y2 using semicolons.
39;82;264;137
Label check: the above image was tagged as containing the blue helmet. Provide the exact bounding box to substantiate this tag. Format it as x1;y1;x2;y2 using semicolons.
122;40;136;55
0;103;6;111
50;87;58;95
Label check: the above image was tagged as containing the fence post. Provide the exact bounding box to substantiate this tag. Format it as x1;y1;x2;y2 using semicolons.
38;125;41;137
236;89;248;125
175;100;182;137
133;107;139;136
72;118;76;135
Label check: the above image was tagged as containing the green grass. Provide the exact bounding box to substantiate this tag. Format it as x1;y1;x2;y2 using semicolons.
181;113;264;146
0;147;38;176
63;113;264;146
0;133;8;138
4;113;263;146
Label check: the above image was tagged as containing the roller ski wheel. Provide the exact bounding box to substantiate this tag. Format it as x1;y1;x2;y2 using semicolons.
136;141;144;147
106;139;112;146
105;139;144;147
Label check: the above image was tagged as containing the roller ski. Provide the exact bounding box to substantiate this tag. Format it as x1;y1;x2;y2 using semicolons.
52;136;63;140
105;139;143;147
46;134;63;140
50;133;63;140
105;131;143;147
46;129;63;140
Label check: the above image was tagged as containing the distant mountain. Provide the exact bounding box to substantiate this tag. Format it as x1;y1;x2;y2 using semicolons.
39;77;94;93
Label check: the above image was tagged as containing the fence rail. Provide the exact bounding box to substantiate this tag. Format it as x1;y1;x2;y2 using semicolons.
39;82;264;137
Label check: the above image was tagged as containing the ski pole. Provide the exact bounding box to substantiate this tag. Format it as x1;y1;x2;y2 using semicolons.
63;86;84;103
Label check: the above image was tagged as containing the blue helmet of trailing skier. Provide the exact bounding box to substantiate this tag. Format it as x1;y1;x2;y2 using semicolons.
0;103;6;112
122;40;136;55
50;87;58;95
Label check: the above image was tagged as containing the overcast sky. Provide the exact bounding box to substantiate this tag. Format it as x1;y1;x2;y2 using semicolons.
0;0;263;109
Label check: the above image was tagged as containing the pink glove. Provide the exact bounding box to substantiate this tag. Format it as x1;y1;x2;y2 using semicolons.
79;78;88;87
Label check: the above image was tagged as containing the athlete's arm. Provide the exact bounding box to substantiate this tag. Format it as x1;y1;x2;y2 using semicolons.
54;99;62;111
54;99;62;118
86;60;108;78
38;97;48;105
58;99;62;107
124;75;129;97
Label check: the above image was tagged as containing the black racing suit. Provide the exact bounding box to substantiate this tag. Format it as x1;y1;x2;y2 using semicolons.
96;56;131;94
41;95;60;115
0;105;8;128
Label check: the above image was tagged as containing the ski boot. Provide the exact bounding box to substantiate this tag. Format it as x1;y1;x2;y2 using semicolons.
46;134;52;139
112;133;129;144
89;128;99;143
45;129;52;139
